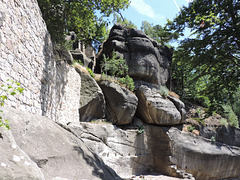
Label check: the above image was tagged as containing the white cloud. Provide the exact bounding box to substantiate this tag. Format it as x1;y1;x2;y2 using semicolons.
185;0;194;2
130;0;155;18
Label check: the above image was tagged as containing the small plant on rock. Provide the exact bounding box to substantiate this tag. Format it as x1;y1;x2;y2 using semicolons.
211;136;216;143
187;125;195;132
137;125;144;134
86;67;95;78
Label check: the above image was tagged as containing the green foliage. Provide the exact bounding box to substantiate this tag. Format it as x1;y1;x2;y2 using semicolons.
0;80;24;130
159;86;169;98
113;13;137;29
211;136;216;143
232;86;240;121
220;118;229;127
137;125;144;134
222;105;239;128
187;125;195;132
118;75;135;91
100;51;135;91
37;0;130;45
168;0;240;110
141;21;179;45
101;51;128;77
87;67;95;78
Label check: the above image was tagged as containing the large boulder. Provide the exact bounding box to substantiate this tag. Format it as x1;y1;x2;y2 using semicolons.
0;106;120;180
98;80;138;125
96;24;172;86
136;85;183;125
75;66;105;122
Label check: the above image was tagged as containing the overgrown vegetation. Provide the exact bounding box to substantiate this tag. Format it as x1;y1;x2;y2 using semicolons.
100;51;135;91
37;0;130;47
0;80;24;130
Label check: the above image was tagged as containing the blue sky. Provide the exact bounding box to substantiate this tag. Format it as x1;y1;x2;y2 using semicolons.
119;0;193;28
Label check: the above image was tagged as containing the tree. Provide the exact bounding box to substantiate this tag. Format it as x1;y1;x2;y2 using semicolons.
168;0;240;109
37;0;130;45
141;21;178;45
112;12;137;29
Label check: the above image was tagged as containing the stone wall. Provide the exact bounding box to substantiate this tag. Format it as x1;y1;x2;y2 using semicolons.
0;0;81;124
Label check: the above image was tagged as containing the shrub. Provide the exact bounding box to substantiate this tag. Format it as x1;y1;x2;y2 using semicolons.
118;75;135;91
0;80;24;130
101;51;128;77
101;51;135;91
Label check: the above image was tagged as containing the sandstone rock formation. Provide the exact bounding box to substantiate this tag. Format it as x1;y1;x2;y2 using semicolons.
136;85;183;125
68;122;240;180
0;106;120;180
98;80;138;125
168;127;240;180
75;67;105;122
96;24;173;87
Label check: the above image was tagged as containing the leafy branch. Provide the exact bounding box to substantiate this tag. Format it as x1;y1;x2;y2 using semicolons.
0;80;24;130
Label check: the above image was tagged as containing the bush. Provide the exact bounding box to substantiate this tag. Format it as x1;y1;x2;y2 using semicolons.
118;75;135;91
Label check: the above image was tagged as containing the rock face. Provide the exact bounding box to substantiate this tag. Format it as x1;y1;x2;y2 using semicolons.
76;67;105;122
0;106;120;180
168;128;240;180
98;80;138;125
198;124;240;147
96;24;172;86
136;85;183;125
68;122;240;180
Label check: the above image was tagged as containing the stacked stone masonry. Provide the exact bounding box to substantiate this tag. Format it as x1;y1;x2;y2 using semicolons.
0;0;81;124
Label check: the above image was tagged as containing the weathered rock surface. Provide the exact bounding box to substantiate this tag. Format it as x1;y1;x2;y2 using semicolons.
71;49;93;68
68;122;240;180
75;67;105;122
0;130;45;180
167;95;186;121
198;124;240;147
96;24;172;86
98;80;138;125
53;44;73;65
169;128;240;180
136;85;183;125
0;106;120;180
68;121;155;179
